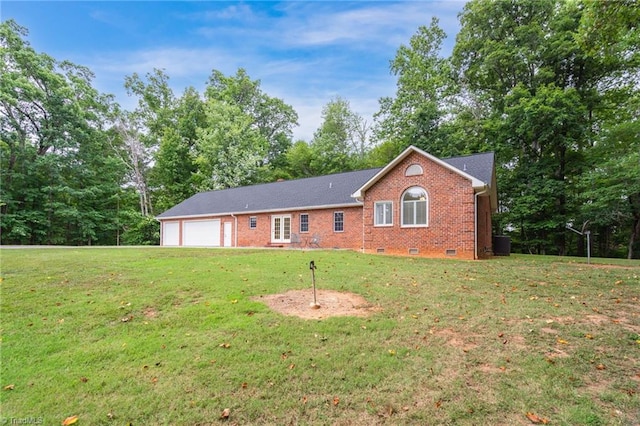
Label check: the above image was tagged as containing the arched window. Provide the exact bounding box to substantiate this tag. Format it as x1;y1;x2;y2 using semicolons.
401;186;428;227
405;164;424;176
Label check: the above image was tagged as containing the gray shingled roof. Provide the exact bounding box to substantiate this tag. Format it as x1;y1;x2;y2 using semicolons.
157;168;382;218
157;150;495;219
442;151;495;186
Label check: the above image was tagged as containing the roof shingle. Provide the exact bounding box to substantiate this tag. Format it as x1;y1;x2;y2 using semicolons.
157;149;495;219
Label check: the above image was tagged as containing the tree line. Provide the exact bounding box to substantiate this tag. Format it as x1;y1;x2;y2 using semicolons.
1;0;638;258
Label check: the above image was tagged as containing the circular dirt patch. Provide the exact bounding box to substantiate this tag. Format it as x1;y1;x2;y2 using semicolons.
253;289;381;320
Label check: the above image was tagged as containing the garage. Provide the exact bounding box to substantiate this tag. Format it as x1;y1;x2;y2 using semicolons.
182;219;220;246
162;221;179;246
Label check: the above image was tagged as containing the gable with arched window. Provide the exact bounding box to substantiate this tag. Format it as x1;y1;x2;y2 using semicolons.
401;186;428;227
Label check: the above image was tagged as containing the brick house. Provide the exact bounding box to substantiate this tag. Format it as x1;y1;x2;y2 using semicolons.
156;145;497;259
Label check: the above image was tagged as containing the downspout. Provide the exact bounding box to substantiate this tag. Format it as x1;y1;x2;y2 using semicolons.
231;214;238;247
474;186;488;260
361;198;366;254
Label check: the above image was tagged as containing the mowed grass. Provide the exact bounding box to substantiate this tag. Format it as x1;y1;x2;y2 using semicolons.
1;248;639;425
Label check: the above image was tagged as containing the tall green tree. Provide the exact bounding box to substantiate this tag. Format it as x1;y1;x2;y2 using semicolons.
151;87;205;212
577;93;640;259
0;20;126;245
374;18;456;158
309;96;365;175
120;69;178;216
195;101;265;190
451;0;638;255
204;68;298;178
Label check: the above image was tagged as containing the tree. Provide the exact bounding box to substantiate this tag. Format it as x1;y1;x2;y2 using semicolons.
577;93;640;259
0;20;126;245
151;87;205;212
205;68;298;175
309;96;368;175
374;18;455;157
120;68;178;216
451;0;639;255
195;101;266;190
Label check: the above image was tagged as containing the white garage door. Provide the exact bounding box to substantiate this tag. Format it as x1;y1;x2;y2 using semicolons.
162;222;179;246
182;220;220;246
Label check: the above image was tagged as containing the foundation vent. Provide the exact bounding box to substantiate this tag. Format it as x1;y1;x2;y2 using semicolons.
376;248;385;253
408;248;419;255
446;249;457;256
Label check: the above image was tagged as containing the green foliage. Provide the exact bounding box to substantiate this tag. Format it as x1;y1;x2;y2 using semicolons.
120;213;160;245
449;0;640;256
0;20;126;245
308;97;364;175
204;68;298;174
374;18;455;157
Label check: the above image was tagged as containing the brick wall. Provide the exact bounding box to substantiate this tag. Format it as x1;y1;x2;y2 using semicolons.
361;151;484;259
234;206;363;249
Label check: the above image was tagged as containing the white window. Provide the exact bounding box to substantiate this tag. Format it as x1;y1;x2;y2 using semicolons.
405;164;424;176
271;215;291;243
334;211;344;232
300;213;309;233
374;201;393;226
249;216;257;229
401;187;428;227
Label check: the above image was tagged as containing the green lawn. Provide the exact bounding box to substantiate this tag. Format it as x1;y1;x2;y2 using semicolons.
1;248;639;425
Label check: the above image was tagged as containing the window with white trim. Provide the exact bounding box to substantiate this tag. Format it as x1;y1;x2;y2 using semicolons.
405;164;424;176
401;187;428;227
249;216;257;229
333;211;344;232
374;201;393;226
300;213;309;233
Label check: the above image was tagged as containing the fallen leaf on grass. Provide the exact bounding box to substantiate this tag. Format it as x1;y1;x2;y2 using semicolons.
557;338;569;344
435;399;442;409
220;408;230;419
62;415;79;425
333;396;340;406
302;396;308;404
219;343;231;348
3;384;15;390
526;412;549;424
596;364;606;370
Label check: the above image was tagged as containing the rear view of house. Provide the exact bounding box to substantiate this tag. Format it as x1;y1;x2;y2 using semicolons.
157;146;497;259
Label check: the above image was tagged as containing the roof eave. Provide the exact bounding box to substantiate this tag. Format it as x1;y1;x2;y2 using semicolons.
156;201;364;221
352;145;490;198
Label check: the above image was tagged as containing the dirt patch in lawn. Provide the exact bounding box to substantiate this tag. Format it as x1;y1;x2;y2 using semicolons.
254;289;381;320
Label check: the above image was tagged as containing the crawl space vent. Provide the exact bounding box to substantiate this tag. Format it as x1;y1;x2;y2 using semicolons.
408;248;419;255
446;249;457;256
376;248;385;253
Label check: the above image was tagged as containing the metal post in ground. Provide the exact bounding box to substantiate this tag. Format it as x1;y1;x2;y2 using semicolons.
309;260;320;309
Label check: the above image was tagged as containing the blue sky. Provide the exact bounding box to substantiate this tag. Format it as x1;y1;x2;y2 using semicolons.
2;1;466;141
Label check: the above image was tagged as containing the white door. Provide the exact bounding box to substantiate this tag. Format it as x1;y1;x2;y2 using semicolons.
223;222;232;247
271;215;291;243
182;220;220;246
162;222;179;246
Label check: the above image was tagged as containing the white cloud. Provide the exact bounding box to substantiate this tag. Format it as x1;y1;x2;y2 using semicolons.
81;1;467;142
